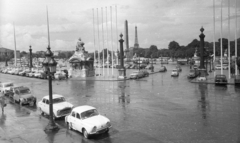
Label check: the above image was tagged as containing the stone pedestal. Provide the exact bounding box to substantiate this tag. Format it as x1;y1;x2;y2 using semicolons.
197;68;207;81
118;68;126;79
69;68;95;78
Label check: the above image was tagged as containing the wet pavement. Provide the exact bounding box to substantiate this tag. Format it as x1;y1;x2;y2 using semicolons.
0;64;240;143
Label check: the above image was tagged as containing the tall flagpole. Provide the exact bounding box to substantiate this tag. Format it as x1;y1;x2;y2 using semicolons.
106;7;109;76
97;8;101;76
101;7;105;76
213;0;216;62
220;0;223;74
235;0;238;75
93;9;96;71
47;6;50;47
13;23;17;67
228;0;231;79
115;5;118;65
110;6;114;76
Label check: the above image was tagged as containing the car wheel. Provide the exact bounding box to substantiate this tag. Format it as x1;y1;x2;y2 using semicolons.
53;114;56;120
39;108;44;115
83;129;89;139
19;100;23;106
68;122;72;130
105;129;109;133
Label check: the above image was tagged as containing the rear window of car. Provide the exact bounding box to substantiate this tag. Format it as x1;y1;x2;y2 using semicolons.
5;83;13;87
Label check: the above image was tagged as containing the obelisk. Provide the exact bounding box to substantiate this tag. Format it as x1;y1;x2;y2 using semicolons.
124;20;129;61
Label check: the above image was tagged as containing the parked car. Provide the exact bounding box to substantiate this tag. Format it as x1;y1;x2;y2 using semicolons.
0;82;14;94
124;64;131;69
129;71;144;79
38;94;74;119
215;74;228;85
19;69;28;76
39;72;48;79
215;64;228;70
171;69;179;77
14;69;23;75
235;75;240;86
159;66;167;72
187;69;199;79
142;70;149;77
197;76;207;81
27;71;36;77
176;65;182;72
65;105;111;139
8;69;16;75
54;71;66;80
7;86;37;106
34;71;42;78
145;64;154;70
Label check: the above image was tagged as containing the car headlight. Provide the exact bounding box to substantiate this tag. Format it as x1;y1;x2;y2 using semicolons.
57;110;60;115
92;126;97;133
106;122;111;127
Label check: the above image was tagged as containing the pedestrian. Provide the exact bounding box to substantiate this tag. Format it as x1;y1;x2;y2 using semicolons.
64;69;68;79
0;93;7;114
231;66;235;77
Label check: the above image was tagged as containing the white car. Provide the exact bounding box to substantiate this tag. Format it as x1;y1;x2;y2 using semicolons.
215;65;228;70
171;69;179;77
65;105;111;139
54;71;66;80
129;71;144;79
197;76;207;81
38;94;74;119
0;82;14;94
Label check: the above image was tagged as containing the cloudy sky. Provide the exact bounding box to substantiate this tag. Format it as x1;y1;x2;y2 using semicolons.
0;0;240;53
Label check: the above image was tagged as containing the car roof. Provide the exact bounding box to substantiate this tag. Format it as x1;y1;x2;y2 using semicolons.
72;105;96;113
1;82;14;85
43;94;64;100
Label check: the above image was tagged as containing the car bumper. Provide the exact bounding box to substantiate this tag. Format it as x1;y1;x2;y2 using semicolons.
90;126;111;135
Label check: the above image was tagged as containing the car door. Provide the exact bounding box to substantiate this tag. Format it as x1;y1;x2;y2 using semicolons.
70;111;77;130
44;99;50;115
75;113;83;132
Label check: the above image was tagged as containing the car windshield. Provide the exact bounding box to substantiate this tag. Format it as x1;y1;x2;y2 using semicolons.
5;83;13;87
216;75;226;78
19;88;31;94
81;109;99;119
52;97;66;104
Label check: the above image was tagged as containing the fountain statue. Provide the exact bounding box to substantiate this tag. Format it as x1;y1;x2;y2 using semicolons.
68;38;95;77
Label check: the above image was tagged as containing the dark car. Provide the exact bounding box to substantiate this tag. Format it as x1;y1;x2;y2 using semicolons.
234;75;240;86
215;74;228;85
142;70;149;77
159;66;167;72
187;69;199;79
176;65;182;72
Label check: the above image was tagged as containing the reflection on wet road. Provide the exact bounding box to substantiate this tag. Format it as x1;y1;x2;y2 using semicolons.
0;64;240;143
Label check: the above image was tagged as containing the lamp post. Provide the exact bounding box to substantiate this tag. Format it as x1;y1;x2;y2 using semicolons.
151;54;154;72
42;45;58;132
5;50;8;67
29;45;33;70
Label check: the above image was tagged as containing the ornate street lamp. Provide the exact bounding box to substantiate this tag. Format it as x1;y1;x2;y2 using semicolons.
42;45;58;132
151;54;154;72
29;45;33;70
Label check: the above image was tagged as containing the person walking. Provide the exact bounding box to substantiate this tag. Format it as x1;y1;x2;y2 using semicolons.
0;93;7;114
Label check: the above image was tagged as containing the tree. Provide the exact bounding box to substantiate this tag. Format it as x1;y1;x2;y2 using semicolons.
168;41;180;51
149;45;158;53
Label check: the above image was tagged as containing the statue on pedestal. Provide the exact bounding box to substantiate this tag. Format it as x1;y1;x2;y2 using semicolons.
68;38;95;77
